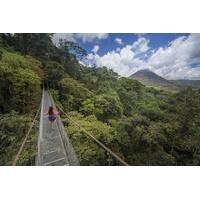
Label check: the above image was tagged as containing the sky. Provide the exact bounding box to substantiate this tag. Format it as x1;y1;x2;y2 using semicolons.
53;33;200;80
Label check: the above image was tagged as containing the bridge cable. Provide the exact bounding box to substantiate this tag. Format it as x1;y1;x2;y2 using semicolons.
56;104;129;166
12;106;40;166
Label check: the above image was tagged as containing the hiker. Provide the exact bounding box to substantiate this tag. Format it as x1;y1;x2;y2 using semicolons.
44;106;59;127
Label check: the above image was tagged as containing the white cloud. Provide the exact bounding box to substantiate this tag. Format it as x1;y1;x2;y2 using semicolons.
132;37;150;54
94;37;150;76
116;47;121;52
92;45;100;54
147;34;200;79
135;33;146;38
114;37;123;45
52;33;76;46
92;34;200;80
52;33;109;45
75;33;108;43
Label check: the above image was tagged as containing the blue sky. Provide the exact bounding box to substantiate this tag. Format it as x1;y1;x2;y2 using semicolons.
53;33;200;80
77;33;189;56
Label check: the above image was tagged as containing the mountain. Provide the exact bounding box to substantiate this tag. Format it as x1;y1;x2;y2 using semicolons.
170;79;200;88
130;69;180;91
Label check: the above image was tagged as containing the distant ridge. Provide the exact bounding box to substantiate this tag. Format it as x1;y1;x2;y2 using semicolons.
170;79;200;88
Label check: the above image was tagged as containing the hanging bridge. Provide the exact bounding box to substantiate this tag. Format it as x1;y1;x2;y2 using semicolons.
36;90;79;166
13;89;129;166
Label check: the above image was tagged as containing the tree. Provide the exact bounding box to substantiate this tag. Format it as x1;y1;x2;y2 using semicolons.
59;39;87;60
80;99;95;116
59;76;92;111
0;33;15;50
43;61;64;88
13;33;54;65
67;112;116;165
0;50;41;113
81;92;123;121
0;111;32;165
117;78;144;116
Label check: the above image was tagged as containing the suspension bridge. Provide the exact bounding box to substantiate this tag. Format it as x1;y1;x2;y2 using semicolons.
12;89;129;166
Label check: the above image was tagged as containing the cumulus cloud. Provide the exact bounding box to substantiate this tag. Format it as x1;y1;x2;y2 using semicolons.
116;47;121;52
52;33;109;45
135;33;146;38
75;33;108;43
94;37;150;76
52;33;76;46
131;37;150;54
114;37;123;45
147;34;200;79
92;34;200;80
92;45;100;54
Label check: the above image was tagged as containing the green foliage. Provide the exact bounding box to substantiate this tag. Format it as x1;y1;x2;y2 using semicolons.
0;111;32;165
0;48;41;166
0;51;41;113
58;60;200;165
16;132;38;166
168;88;200;165
176;88;200;134
94;93;123;120
59;39;87;60
44;61;64;87
78;67;118;91
59;76;92;111
81;92;123;121
80;99;95;116
13;33;54;64
0;34;15;50
118;77;144;94
67;112;115;165
117;77;144;116
138;100;164;121
63;55;83;79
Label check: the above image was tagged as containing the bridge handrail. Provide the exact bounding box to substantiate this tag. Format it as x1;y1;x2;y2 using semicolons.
36;88;45;165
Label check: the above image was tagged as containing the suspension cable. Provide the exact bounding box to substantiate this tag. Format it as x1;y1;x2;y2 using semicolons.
56;104;129;166
12;106;40;166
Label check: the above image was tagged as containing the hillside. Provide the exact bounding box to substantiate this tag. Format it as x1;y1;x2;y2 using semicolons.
130;69;180;91
170;79;200;88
